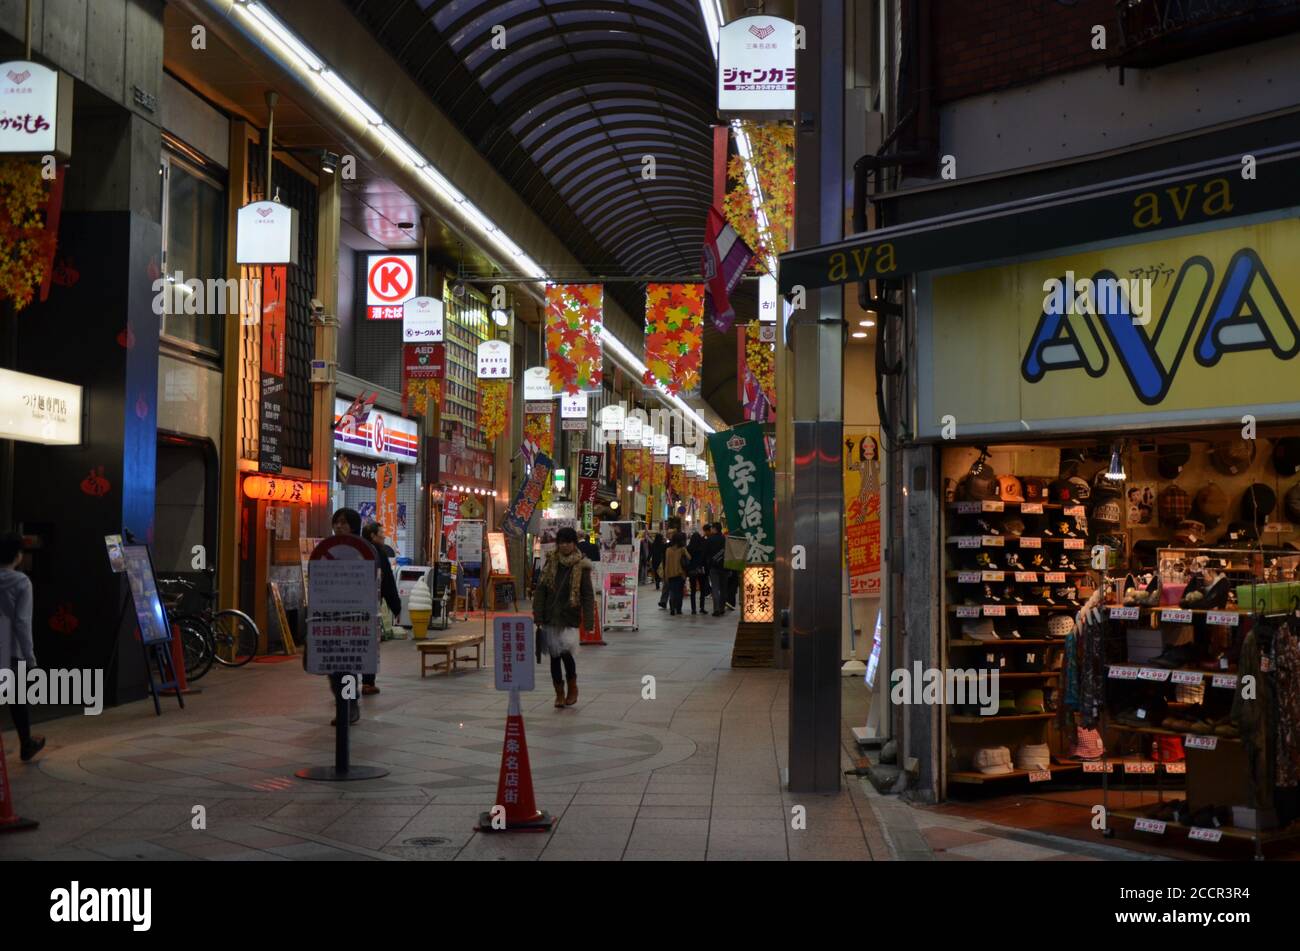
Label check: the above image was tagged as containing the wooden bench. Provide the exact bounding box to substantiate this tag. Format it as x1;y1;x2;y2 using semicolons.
418;634;485;677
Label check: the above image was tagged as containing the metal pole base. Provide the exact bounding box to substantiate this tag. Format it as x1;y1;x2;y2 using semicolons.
0;816;39;833
475;810;553;833
295;765;390;782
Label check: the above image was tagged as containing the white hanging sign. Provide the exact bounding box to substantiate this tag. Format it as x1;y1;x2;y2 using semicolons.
0;61;72;157
561;391;588;419
402;296;444;342
235;200;300;266
653;433;669;456
523;366;552;400
623;413;644;443
600;404;625;431
669;445;686;465
477;339;512;379
717;16;797;117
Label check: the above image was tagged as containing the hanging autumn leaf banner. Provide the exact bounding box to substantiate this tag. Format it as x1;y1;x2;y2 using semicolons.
479;380;509;442
739;323;776;422
643;283;704;396
523;411;555;513
546;284;603;395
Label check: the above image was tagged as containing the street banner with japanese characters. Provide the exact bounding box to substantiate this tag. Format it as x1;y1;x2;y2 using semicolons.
306;535;378;675
494;615;535;692
844;427;882;597
376;463;399;548
707;422;775;564
258;265;287;473
503;450;553;538
578;449;601;531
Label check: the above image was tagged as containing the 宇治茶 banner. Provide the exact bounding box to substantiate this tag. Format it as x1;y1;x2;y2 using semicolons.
706;422;775;564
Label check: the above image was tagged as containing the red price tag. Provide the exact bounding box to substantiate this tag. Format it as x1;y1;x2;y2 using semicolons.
1210;674;1238;690
1206;610;1239;626
1134;818;1167;835
1082;761;1112;773
1124;761;1156;774
1108;665;1139;680
1171;670;1203;685
1109;606;1140;621
1161;609;1193;624
1028;770;1052;783
1015;572;1039;583
1164;762;1186;775
1044;572;1066;583
1138;667;1171;682
1064;538;1085;550
1064;505;1086;517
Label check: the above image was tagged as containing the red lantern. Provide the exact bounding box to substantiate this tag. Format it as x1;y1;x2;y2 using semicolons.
243;475;312;504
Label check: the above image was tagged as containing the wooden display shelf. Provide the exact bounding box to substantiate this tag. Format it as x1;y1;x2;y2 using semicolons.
1109;722;1241;742
949;713;1054;724
1108;807;1300;844
948;604;1079;613
1105;662;1239;679
946;501;1066;511
949;639;1055;647
949;763;1081;785
945;536;1083;546
947;571;1090;579
992;672;1061;679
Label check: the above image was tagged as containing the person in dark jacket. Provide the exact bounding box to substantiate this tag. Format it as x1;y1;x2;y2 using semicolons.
686;526;711;615
359;519;401;695
363;522;397;559
650;532;667;588
705;522;728;616
662;532;689;615
533;526;596;708
0;532;42;761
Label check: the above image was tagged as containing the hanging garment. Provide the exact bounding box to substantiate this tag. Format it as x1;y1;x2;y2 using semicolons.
1078;608;1106;729
1064;631;1080;711
1232;622;1276;811
1273;622;1300;788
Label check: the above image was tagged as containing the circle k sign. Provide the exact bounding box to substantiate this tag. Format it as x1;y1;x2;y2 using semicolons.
366;254;418;305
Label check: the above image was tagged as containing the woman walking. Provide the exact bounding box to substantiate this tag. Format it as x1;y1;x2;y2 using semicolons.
662;532;689;616
533;526;595;708
686;527;710;615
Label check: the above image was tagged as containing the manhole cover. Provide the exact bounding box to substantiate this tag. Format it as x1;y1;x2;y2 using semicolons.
403;836;452;847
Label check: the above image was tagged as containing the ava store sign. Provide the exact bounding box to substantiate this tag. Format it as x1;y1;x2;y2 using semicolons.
477;339;512;379
235;201;300;266
0;61;72;157
403;296;444;342
365;254;419;320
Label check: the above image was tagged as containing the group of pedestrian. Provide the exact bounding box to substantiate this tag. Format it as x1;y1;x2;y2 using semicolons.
655;523;738;616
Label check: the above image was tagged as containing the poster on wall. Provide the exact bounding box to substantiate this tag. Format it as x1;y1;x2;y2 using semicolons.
455;519;484;564
602;570;637;629
487;531;510;575
844;427;883;597
258;265;287;473
598;521;636;568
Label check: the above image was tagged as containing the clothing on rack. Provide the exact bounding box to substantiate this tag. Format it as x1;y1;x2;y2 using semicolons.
1232;622;1276;811
1273;622;1300;788
1078;607;1105;729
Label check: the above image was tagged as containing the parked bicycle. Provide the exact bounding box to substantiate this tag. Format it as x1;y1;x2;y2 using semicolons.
158;573;260;681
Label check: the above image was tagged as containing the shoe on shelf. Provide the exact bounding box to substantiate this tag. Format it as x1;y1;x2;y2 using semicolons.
19;736;45;762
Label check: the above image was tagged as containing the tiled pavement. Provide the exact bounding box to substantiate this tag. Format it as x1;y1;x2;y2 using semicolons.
1;584;1120;861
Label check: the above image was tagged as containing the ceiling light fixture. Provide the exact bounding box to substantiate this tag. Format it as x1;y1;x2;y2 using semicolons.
851;331;867;339
859;319;875;327
1105;440;1127;482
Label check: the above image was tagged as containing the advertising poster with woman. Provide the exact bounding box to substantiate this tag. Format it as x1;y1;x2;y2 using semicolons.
844;428;882;597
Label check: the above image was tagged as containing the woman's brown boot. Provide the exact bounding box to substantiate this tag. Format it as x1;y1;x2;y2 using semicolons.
564;677;578;706
554;681;567;707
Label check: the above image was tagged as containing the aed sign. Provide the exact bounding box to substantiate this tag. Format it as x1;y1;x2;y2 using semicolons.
235;200;300;266
919;215;1300;438
365;254;419;319
717;16;796;117
0;61;71;157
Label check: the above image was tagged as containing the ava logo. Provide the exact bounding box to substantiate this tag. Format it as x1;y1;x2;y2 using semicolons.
749;24;776;40
372;414;387;455
7;69;30;84
1021;248;1300;405
257;206;273;218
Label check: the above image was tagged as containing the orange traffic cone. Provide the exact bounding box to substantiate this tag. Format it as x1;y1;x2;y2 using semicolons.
476;689;553;832
579;600;605;645
0;732;38;834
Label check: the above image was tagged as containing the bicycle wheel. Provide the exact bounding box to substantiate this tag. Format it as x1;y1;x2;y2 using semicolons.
179;619;215;682
209;609;260;667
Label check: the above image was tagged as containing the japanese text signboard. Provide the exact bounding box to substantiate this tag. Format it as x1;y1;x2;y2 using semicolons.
306;536;378;676
259;265;287;473
578;450;601;530
504;450;554;538
707;422;775;564
494;615;535;692
402;296;444;342
365;253;419;320
716;17;797;117
844;427;883;597
0;60;72;157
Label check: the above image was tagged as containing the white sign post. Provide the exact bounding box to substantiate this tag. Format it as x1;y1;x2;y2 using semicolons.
0;61;72;157
477;339;512;379
402;296;444;342
524;366;552;400
494;615;535;692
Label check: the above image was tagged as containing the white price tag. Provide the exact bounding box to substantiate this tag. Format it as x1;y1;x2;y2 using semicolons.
983;604;1007;617
1028;770;1052;783
1015;572;1039;583
1134;818;1167;834
956;606;981;619
1044;572;1066;583
956;501;981;514
1184;735;1218;751
1161;609;1193;624
982;571;1005;582
1082;760;1112;773
1206;610;1240;626
957;572;982;584
1210;674;1237;689
1189;826;1223;843
1064;538;1086;550
1171;670;1203;685
1138;667;1171;682
1164;762;1187;775
1064;505;1086;517
1108;665;1140;680
1017;605;1040;617
983;535;1005;547
1020;536;1041;549
957;536;981;549
1021;502;1044;514
1109;606;1140;620
1124;761;1157;774
982;501;1005;513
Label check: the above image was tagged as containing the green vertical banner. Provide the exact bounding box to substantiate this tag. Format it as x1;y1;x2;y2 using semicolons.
707;422;775;563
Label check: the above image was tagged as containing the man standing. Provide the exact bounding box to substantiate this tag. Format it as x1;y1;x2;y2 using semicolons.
705;522;728;617
0;533;42;761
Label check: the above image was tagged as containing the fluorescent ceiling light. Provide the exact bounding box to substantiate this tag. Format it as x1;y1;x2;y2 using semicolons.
698;0;724;59
230;0;711;433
